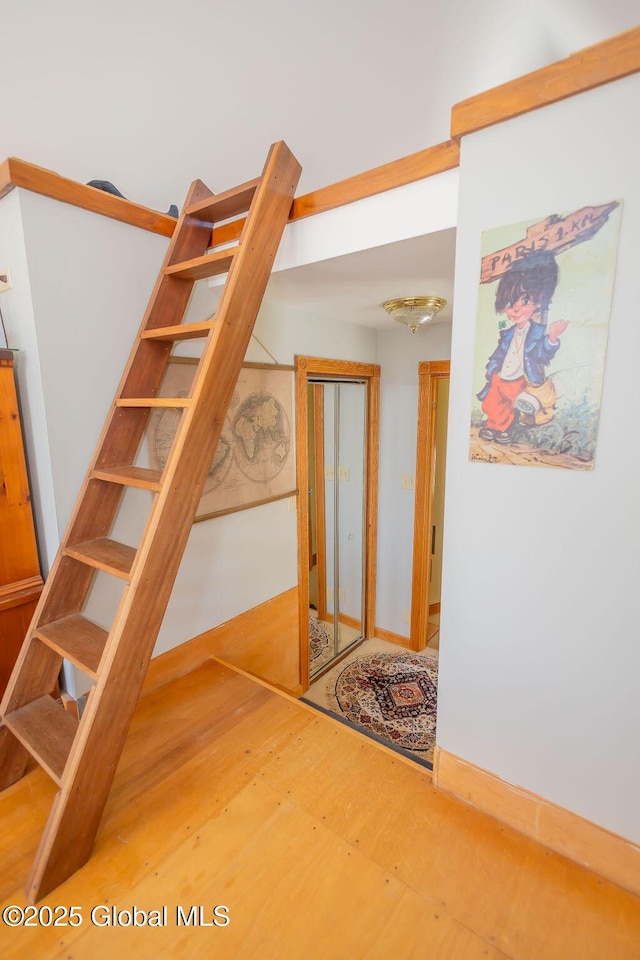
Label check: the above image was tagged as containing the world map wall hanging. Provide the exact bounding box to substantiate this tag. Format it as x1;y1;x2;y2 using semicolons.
147;359;296;521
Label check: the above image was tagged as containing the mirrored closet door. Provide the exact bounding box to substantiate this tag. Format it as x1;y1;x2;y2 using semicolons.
308;380;367;677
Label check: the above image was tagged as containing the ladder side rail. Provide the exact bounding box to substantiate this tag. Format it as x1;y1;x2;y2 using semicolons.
26;142;301;902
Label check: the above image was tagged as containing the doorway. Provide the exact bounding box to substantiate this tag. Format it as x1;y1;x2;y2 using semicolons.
410;361;451;650
295;357;380;692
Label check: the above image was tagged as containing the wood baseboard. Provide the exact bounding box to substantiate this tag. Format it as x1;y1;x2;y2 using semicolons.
143;586;300;696
433;747;640;897
142;628;214;696
374;626;412;649
374;623;439;650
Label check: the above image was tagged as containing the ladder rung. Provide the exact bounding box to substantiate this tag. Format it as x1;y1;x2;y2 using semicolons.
115;397;192;408
140;320;216;341
186;178;260;223
91;465;163;491
4;696;78;786
35;615;109;678
164;248;237;281
64;538;136;580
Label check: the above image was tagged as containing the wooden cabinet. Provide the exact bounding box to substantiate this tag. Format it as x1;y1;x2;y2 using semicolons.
0;349;43;697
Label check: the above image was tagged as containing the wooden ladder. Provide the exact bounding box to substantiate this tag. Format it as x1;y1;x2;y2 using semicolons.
0;141;301;902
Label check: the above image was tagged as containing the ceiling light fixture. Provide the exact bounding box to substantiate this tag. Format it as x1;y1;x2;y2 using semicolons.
382;296;447;333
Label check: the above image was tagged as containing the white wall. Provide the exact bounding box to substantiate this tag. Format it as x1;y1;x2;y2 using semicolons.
375;323;452;636
154;304;377;660
272;172;459;274
1;189;379;694
16;190;168;568
1;168;457;693
438;73;640;842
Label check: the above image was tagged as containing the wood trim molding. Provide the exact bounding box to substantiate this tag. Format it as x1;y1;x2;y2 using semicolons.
295;356;379;379
0;159;14;203
295;366;312;692
295;356;381;692
1;157;176;237
451;26;640;141
434;747;640;898
410;361;450;651
374;626;412;650
0;141;458;247
142;628;213;696
0;577;44;613
290;140;460;220
209;139;460;248
143;586;301;697
374;622;438;650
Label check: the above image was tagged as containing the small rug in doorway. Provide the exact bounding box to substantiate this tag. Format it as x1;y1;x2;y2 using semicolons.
334;652;438;763
309;616;332;669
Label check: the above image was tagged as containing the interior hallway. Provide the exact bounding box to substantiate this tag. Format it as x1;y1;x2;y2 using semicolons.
0;658;637;959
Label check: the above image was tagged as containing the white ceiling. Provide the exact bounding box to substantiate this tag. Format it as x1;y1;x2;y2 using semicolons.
264;228;457;329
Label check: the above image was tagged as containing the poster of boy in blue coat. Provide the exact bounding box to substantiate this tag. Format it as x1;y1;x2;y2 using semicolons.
469;201;622;470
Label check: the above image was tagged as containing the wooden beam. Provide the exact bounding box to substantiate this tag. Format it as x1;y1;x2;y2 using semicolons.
290;139;460;220
0;159;15;202
210;139;460;248
5;158;176;237
451;26;640;140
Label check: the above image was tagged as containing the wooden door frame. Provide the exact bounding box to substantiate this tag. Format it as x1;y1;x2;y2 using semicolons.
295;356;380;692
410;360;450;650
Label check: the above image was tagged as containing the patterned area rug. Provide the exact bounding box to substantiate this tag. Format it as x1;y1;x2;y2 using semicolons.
309;617;332;669
334;651;438;763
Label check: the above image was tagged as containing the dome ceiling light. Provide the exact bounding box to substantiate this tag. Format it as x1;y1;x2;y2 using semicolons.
382;296;447;333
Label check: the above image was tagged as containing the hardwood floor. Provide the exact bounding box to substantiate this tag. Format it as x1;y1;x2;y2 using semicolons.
0;658;637;958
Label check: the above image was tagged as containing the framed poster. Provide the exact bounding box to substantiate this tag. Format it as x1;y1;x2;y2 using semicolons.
147;359;296;521
469;201;622;470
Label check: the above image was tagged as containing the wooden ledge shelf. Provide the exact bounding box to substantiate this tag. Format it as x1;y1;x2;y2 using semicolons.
0;157;176;236
451;25;640;140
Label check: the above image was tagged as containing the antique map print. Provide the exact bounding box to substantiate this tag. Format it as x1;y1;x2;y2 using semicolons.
148;360;295;521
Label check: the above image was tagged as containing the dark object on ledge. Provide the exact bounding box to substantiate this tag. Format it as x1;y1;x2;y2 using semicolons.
87;179;179;218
